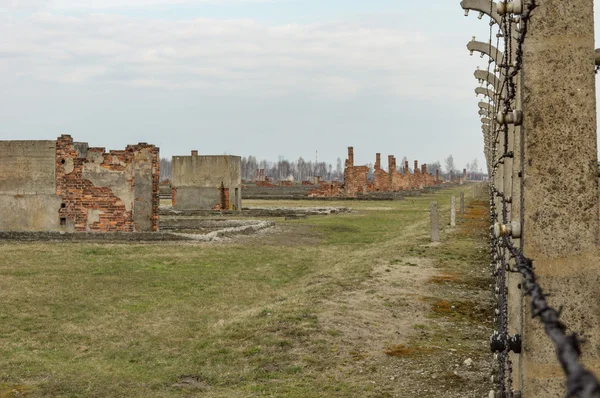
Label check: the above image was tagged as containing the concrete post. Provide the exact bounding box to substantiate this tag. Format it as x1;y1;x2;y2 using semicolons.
450;196;456;227
472;185;476;198
460;192;465;215
430;201;440;242
520;1;600;395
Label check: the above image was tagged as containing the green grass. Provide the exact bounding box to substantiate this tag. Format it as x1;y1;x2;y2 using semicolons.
0;185;478;397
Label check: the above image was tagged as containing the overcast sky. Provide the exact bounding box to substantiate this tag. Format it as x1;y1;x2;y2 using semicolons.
1;1;599;171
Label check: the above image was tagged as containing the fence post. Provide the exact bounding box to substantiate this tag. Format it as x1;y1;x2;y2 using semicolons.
520;0;600;395
450;196;456;227
430;201;440;242
460;192;465;215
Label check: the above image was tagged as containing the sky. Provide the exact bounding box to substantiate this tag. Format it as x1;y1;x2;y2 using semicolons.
0;1;598;172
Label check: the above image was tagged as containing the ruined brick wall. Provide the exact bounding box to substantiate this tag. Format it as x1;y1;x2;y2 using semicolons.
307;182;343;197
211;186;230;210
372;153;391;192
56;135;159;232
344;166;369;196
343;147;369;196
344;149;442;195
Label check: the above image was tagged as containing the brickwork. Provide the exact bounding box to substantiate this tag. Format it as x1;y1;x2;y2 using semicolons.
359;151;440;195
212;186;230;210
305;147;445;198
307;181;343;197
56;135;159;232
343;147;370;196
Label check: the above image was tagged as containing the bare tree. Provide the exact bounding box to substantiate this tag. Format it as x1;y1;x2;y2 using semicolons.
428;161;442;175
160;158;172;181
444;155;456;175
469;158;479;173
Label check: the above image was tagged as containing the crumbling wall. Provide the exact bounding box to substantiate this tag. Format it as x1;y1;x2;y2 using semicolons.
56;135;159;232
343;147;370;196
307;181;343;197
0;136;159;232
362;152;440;195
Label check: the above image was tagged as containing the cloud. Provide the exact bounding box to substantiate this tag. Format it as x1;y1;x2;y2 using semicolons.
1;0;275;10
0;11;475;101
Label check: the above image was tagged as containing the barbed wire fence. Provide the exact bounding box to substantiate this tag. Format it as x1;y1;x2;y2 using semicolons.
461;1;600;397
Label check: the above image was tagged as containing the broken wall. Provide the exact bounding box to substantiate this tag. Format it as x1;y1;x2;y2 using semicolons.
343;147;369;196
0;136;160;232
56;135;159;232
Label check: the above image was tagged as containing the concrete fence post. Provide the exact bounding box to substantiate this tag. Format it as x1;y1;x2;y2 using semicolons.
460;192;465;215
450;196;456;227
519;0;600;394
472;185;476;198
430;201;440;242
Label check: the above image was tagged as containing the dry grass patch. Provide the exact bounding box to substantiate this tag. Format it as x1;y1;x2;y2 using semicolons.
428;272;460;284
0;185;491;398
384;344;437;358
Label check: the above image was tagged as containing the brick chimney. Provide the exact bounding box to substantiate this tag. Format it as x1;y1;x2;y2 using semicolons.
191;150;198;156
422;164;427;174
389;156;397;173
404;160;409;174
346;147;354;167
414;160;419;174
375;153;381;170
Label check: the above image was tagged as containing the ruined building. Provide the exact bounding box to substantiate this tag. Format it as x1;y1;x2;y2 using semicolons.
310;147;444;197
171;151;242;210
0;135;160;232
345;147;441;196
344;147;370;196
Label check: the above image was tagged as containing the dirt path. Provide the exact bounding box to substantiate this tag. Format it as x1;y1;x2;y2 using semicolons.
311;197;494;397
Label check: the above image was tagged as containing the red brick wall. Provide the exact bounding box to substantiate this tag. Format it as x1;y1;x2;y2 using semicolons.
344;165;369;196
373;168;390;191
343;149;442;196
307;182;343;197
212;187;230;210
56;135;159;232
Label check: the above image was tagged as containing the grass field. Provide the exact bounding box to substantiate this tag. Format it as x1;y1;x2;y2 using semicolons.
0;186;492;398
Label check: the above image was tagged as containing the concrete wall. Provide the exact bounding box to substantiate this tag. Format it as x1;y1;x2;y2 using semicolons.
0;141;63;231
0;141;57;194
172;153;242;210
0;136;160;233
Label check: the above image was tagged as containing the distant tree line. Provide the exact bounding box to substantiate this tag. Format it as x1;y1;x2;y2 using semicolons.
241;156;343;182
158;154;486;182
